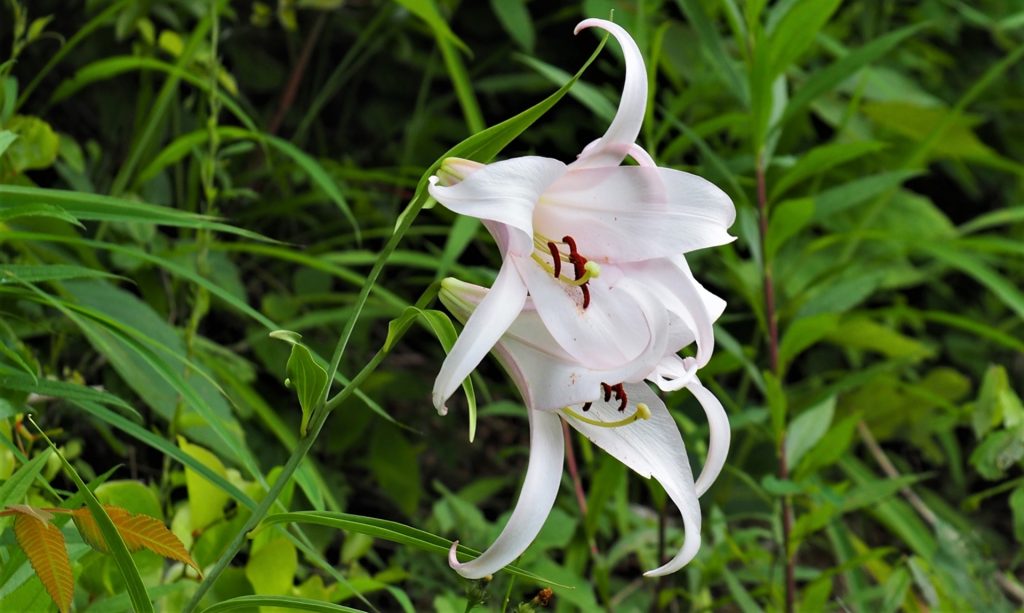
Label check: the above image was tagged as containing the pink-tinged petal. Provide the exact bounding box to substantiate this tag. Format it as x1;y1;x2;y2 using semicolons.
688;378;730;497
429;156;567;256
620;256;723;369
562;383;701;575
440;278;668;411
515;258;658;370
433;262;528;414
536;165;736;262
572;19;648;169
648;355;697;392
448;409;564;578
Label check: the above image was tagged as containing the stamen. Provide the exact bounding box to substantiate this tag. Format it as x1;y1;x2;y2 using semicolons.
601;383;612;402
581;284;591;309
582;402;592;412
563;402;652;428
547;241;561;278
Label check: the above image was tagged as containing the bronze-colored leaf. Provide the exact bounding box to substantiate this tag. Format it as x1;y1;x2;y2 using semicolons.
70;504;202;576
13;512;74;613
69;505;130;553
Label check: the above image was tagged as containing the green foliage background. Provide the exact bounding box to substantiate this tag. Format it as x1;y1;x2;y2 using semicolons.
1;0;1023;611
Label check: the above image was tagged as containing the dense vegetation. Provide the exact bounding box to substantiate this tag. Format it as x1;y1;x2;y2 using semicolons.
1;0;1023;611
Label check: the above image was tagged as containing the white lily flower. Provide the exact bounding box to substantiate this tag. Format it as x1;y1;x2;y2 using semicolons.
439;278;729;578
429;18;736;415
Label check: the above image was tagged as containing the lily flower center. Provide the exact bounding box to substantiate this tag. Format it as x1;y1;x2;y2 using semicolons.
529;234;600;309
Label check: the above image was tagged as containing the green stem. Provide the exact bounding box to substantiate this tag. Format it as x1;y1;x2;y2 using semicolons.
183;342;395;612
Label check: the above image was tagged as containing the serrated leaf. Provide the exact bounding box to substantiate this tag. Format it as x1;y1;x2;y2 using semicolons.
13;512;73;613
70;505;201;575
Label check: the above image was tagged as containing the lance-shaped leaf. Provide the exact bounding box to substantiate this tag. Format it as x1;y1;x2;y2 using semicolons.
12;511;73;613
270;330;329;435
69;505;202;575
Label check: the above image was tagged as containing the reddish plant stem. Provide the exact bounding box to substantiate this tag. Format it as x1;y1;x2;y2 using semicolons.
757;156;794;613
268;14;326;135
562;420;598;556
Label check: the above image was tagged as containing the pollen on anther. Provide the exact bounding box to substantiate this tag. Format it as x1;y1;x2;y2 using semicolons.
582;402;592;412
601;383;612;402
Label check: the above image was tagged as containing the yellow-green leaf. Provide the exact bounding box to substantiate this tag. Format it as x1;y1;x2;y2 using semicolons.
178;437;230;531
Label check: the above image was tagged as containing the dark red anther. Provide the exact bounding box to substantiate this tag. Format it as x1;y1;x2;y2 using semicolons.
610;383;627;411
562;234;591;309
582;402;592;412
547;241;561;278
601;383;612;402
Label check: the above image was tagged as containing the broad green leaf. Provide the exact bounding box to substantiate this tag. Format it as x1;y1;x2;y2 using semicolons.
177;437;230;532
796;412;860;478
245;537;297;598
863;102;997;161
785;396;836;468
270;331;329;436
4;115;58;172
766;197;814;260
369;426;422;516
825;317;934;361
778;313;839;374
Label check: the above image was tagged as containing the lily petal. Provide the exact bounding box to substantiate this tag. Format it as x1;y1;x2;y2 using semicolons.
515;259;658;370
433;261;528;414
536;165;736;262
689;378;730;497
448;409;565;578
562;383;701;575
442;277;668;411
429;156;567;257
621;256;723;371
572;19;648;169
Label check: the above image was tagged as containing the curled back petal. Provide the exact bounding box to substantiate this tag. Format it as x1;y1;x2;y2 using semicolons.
536;165;736;262
572;19;648;169
688;377;730;497
433;262;528;414
448;409;565;578
428;156;567;257
562;383;702;575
